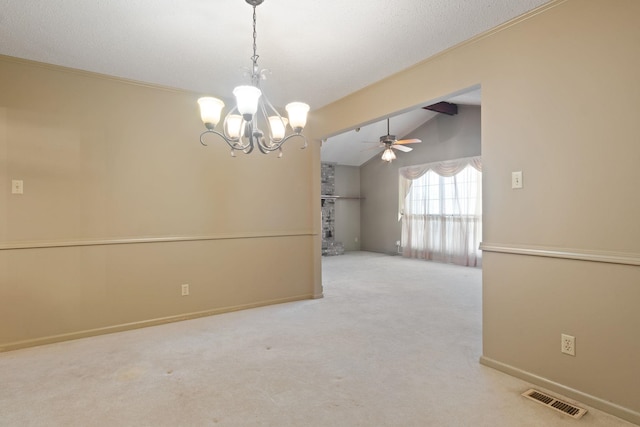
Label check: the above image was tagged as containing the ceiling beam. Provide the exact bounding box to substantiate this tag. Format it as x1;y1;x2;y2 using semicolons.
423;101;458;116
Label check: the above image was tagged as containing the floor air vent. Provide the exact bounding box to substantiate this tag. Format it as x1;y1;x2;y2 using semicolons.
521;389;587;419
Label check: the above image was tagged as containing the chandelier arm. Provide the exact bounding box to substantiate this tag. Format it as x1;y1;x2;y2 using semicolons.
256;138;269;154
244;127;257;154
257;132;307;152
260;93;280;119
258;93;290;148
219;108;255;153
200;129;253;153
200;106;253;153
235;117;255;152
257;100;272;149
200;129;234;149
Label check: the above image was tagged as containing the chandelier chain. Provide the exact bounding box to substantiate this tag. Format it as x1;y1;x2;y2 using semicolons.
251;5;259;75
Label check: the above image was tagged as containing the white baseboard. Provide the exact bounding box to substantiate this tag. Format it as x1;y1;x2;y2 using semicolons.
480;356;640;425
1;294;313;353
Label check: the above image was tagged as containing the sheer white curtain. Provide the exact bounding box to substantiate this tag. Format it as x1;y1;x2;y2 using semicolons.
400;157;482;267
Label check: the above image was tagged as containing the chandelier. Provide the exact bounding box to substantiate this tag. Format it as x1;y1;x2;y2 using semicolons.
197;0;310;157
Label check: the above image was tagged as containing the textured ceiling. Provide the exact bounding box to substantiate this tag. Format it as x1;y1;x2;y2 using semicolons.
0;0;549;164
0;0;548;109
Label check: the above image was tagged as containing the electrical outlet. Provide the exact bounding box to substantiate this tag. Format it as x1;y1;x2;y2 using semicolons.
181;284;189;296
561;334;575;356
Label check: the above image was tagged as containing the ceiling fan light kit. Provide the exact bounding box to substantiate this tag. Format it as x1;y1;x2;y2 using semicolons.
197;0;309;158
381;148;397;162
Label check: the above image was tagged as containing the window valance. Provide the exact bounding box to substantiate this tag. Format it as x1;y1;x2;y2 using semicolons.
398;156;482;220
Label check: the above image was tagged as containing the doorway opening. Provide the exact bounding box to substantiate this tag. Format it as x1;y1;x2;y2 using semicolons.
319;85;481;260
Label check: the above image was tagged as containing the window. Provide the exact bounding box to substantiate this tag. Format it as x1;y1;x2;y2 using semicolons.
400;157;482;266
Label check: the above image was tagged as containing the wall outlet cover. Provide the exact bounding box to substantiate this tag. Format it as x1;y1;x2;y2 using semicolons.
561;333;575;356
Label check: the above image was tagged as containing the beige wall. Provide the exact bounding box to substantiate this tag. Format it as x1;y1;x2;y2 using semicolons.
0;57;320;350
333;165;361;251
360;105;481;254
2;0;639;422
312;0;640;423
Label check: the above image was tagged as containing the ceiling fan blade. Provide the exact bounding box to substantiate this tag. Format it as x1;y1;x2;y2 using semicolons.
392;144;413;152
395;138;422;145
361;145;384;152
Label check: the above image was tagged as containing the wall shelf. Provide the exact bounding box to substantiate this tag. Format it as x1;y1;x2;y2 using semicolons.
321;195;363;200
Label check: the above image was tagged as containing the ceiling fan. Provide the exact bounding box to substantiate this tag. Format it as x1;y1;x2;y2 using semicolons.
376;118;422;162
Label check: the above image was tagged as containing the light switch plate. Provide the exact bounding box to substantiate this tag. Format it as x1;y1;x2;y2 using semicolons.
511;171;523;189
11;180;24;194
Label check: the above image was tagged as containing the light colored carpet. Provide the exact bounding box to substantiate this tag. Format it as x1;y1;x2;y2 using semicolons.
0;252;634;426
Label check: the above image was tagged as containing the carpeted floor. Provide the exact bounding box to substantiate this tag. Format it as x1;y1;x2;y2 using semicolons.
0;252;634;426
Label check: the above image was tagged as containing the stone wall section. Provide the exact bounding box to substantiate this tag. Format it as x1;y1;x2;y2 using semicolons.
321;163;344;256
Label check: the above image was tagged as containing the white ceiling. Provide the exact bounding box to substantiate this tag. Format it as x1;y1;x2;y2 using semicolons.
0;0;548;163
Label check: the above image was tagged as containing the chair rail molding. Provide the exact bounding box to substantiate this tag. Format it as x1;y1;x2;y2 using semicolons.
480;242;640;266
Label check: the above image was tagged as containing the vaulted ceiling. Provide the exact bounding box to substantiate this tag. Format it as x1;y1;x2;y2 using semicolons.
321;88;482;166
